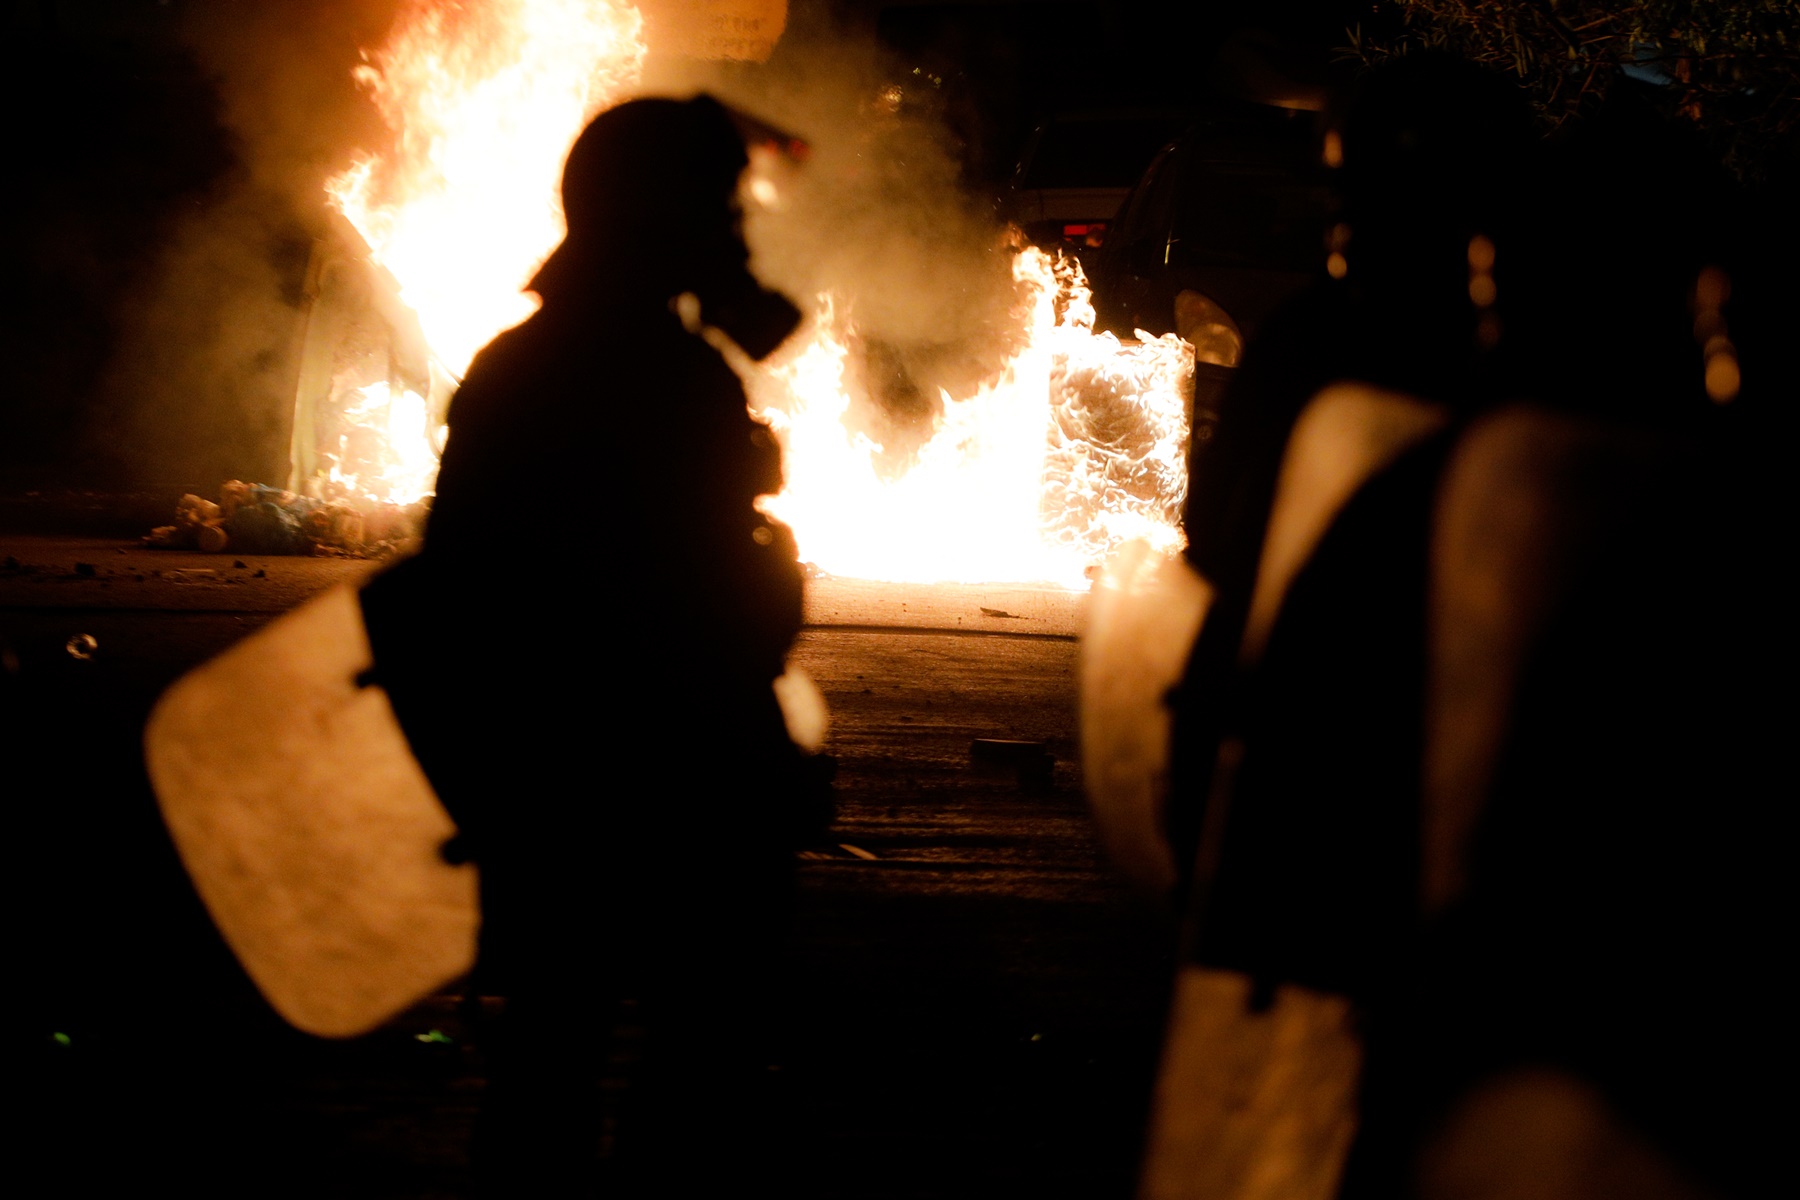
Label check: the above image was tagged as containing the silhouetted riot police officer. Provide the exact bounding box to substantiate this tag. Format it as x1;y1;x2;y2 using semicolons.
360;94;815;1195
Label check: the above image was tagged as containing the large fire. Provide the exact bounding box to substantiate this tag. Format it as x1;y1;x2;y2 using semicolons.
310;0;1192;585
744;251;1192;588
326;0;648;377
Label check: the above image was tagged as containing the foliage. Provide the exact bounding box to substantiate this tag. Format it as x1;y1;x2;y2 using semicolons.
1347;1;1800;181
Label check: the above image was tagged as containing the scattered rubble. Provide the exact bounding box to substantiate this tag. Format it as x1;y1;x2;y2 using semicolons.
970;738;1056;792
143;481;426;558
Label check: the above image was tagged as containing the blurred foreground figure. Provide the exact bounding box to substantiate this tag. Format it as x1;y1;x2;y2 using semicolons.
1085;53;1788;1200
360;95;819;1194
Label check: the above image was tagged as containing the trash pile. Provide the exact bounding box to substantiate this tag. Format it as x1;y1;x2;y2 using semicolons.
143;481;427;557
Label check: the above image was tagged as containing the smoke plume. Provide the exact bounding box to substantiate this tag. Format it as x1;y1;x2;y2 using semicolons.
90;1;401;493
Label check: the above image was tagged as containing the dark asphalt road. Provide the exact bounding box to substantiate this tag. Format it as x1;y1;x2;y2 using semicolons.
4;535;1175;1198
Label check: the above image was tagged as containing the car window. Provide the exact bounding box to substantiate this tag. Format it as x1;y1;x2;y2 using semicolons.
1016;118;1186;190
1172;160;1329;271
1110;143;1182;255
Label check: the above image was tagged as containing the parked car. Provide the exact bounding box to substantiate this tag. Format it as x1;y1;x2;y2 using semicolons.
1086;99;1332;360
1004;109;1195;253
1078;98;1332;446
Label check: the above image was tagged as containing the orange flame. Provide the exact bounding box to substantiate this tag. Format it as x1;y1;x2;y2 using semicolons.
744;248;1192;589
319;381;443;507
327;0;647;376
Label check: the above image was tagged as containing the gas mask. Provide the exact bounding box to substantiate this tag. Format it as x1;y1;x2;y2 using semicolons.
694;261;803;362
